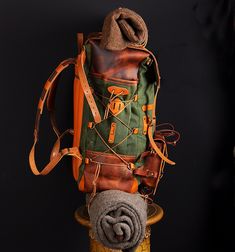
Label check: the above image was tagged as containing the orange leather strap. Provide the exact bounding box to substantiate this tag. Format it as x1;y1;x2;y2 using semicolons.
147;124;175;165
29;58;82;175
76;48;101;124
72;33;85;180
147;53;175;166
47;75;61;138
46;33;85;139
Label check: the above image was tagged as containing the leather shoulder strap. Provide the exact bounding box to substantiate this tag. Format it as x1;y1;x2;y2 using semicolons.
46;33;85;137
29;58;82;175
76;48;102;123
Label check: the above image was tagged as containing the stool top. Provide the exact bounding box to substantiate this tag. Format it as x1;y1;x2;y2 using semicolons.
74;203;163;228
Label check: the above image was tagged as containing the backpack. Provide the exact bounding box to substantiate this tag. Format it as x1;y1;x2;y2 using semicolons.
29;32;179;203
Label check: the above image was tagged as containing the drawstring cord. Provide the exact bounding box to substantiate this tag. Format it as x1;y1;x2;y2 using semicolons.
87;162;101;215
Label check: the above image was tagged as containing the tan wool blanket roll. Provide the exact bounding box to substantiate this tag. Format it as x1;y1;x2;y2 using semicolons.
100;7;148;50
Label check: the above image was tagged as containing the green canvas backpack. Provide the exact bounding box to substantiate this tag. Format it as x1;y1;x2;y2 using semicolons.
29;32;179;204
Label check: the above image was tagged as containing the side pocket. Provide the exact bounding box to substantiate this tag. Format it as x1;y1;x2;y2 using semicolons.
133;136;166;191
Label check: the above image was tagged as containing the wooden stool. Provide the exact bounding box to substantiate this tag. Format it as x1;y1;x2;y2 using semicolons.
74;203;163;252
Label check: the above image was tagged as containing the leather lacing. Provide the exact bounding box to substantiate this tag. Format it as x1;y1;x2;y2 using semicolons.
86;88;180;208
89;89;137;165
86;89;137;209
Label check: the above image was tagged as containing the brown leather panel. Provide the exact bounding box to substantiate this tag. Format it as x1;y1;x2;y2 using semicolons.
86;150;136;163
82;150;137;193
134;139;164;188
90;72;138;85
89;39;149;82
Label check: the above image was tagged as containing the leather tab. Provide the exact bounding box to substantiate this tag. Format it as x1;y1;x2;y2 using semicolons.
143;116;149;135
109;98;125;115
142;104;154;111
107;86;129;95
108;122;116;143
133;168;158;178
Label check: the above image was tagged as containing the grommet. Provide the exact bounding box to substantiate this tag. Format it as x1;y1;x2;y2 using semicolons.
133;128;139;134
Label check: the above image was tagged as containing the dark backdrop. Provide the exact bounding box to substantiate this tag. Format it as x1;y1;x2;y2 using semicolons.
0;0;234;252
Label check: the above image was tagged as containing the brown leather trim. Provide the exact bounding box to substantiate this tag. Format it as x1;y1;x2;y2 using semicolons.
85;34;160;89
86;150;136;162
79;150;138;193
133;167;158;178
90;72;138;85
89;39;149;83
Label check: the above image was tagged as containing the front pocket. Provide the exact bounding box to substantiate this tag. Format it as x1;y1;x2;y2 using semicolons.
81;151;138;193
85;75;141;156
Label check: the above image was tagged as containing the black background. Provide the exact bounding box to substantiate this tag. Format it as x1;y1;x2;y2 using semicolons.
0;0;234;251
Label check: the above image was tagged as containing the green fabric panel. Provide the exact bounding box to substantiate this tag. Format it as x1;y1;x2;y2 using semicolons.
77;42;157;181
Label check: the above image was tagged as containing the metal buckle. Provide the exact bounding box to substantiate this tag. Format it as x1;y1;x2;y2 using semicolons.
146;170;155;178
